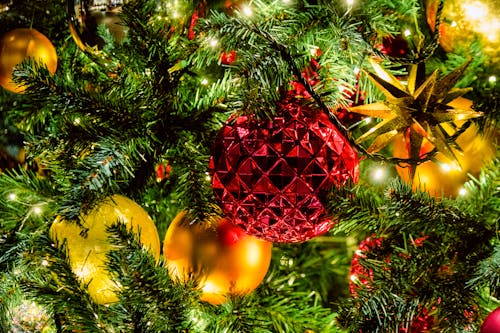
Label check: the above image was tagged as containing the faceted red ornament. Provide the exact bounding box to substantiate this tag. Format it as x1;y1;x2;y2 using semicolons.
209;97;360;243
481;307;500;333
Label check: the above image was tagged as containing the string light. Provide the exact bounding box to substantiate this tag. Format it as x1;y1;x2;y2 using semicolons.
372;166;386;181
209;39;218;47
403;29;411;37
8;193;16;200
489;75;497;83
32;206;42;215
458;187;467;196
242;5;253;16
346;0;354;6
353;66;360;75
200;78;209;85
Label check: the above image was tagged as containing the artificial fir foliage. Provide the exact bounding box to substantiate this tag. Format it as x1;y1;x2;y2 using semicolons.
0;0;499;332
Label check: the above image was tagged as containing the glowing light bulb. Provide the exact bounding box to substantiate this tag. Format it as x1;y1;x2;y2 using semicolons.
440;163;451;172
41;259;49;266
33;206;42;215
489;75;497;83
404;29;411;37
346;0;354;5
458;187;467;196
210;39;218;47
353;66;360;75
8;193;16;200
74;117;81;125
201;78;209;85
372;167;386;181
242;5;252;16
350;274;359;283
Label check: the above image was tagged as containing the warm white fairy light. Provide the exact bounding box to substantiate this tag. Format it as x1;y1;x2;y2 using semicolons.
458;187;468;196
404;29;411;37
350;274;359;283
346;0;354;6
353;66;360;75
201;78;209;85
372;166;386;181
364;117;372;124
489;75;497;83
8;193;16;200
41;259;49;266
440;163;452;173
33;206;42;215
74;117;81;125
209;38;218;47
242;5;253;16
205;172;211;181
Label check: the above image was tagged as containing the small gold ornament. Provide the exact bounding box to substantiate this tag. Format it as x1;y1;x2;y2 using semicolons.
164;211;272;305
0;28;57;93
349;59;482;167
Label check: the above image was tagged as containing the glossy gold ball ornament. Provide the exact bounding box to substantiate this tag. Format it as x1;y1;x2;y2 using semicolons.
394;122;496;198
0;29;57;93
50;195;161;304
164;211;272;305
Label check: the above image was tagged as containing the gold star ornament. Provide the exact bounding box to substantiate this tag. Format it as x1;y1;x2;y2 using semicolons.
349;59;482;165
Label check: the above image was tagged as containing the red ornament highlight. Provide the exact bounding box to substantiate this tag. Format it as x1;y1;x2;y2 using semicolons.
209;98;359;243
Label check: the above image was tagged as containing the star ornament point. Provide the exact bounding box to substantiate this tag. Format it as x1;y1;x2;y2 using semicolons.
349;59;482;164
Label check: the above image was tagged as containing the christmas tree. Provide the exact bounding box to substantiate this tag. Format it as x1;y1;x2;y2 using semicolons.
0;0;499;331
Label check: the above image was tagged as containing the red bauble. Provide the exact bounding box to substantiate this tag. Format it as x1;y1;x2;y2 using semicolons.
349;235;383;295
209;98;359;243
378;35;409;58
349;236;435;333
481;307;500;333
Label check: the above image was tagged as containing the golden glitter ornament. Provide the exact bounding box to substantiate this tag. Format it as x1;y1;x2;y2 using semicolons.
427;0;500;66
349;59;482;167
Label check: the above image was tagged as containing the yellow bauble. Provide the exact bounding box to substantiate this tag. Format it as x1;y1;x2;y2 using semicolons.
0;28;57;93
164;211;272;305
394;123;496;198
50;195;161;304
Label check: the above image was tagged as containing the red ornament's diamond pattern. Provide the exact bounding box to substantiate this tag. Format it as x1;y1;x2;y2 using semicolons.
209;98;360;243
